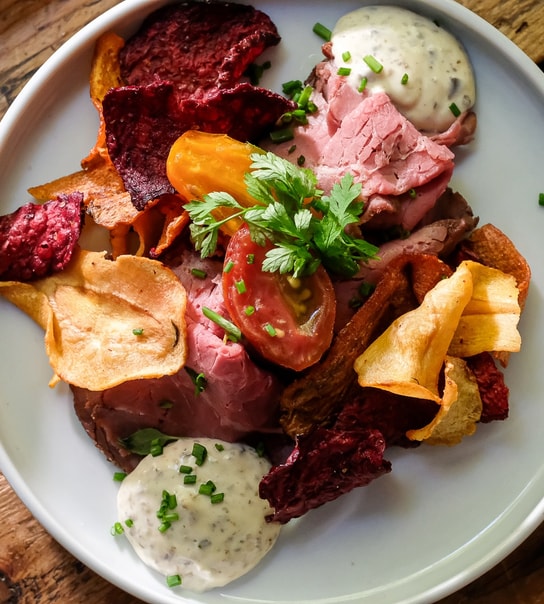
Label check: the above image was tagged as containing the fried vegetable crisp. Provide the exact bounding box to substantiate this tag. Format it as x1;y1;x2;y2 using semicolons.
0;248;187;390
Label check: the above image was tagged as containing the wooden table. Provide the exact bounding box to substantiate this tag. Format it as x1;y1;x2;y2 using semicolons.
0;0;543;602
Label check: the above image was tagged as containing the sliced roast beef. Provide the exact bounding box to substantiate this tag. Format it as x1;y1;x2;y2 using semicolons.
72;251;283;472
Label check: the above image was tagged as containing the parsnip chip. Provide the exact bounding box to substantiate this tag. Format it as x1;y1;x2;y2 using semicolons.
0;248;187;391
353;262;474;401
448;261;521;357
407;356;482;445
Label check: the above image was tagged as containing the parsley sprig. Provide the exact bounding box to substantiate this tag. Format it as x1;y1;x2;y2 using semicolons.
185;152;378;278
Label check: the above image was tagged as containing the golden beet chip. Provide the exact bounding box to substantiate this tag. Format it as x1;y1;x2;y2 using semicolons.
448;261;521;357
0;248;187;390
354;261;522;402
407;356;483;445
354;262;474;402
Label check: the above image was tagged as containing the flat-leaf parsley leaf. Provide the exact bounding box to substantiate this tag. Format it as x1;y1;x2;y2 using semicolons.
185;152;378;278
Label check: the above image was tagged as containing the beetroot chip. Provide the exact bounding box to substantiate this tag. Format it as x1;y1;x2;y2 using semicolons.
119;1;281;99
0;192;84;282
467;352;510;422
104;81;295;209
259;428;391;524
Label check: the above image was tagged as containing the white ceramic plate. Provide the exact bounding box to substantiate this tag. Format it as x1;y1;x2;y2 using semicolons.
1;1;544;602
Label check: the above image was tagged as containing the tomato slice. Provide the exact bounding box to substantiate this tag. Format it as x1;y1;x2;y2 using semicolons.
222;225;336;372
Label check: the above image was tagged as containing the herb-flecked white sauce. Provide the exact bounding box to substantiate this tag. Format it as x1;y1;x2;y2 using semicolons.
331;5;476;132
117;438;280;592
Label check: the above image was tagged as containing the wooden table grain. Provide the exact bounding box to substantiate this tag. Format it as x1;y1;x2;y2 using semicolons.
1;0;543;602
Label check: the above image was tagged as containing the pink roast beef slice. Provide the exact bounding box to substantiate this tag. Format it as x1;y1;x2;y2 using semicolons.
71;252;283;472
265;62;469;231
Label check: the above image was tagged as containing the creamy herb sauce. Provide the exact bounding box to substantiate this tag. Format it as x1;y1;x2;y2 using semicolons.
117;438;280;592
331;5;476;132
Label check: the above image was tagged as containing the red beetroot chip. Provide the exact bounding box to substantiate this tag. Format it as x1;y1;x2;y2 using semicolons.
104;81;295;210
119;1;281;100
0;192;84;281
259;428;391;524
467;352;510;422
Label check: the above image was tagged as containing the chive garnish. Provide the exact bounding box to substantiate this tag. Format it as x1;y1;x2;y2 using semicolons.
401;73;409;85
199;480;217;496
244;305;256;316
183;474;197;485
192;442;208;466
211;492;225;504
312;22;332;41
113;471;127;482
132;328;144;336
111;522;124;536
215;443;225;451
166;574;182;588
449;102;461;117
125;518;134;527
235;279;247;294
342;50;352;62
264;323;277;337
202;306;242;342
179;464;192;474
363;54;383;73
539;193;544;206
246;253;255;264
190;267;207;279
269;127;295;144
223;260;235;273
337;66;351;76
358;77;368;92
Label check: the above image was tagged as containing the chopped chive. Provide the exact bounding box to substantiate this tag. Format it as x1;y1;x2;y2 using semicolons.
342;50;352;62
264;323;277;337
192;442;208;466
132;328;144;336
337;66;351;76
158;521;171;533
358;77;368;92
124;518;134;528
297;85;313;109
166;574;182;588
363;54;383;73
312;22;332;41
202;306;242;342
223;260;235;273
185;366;207;395
539;193;544;206
401;73;409;85
449;102;461;117
244;305;256;316
159;399;174;409
162;512;180;523
113;471;127;482
269;127;294;144
111;521;124;536
287;144;297;154
246;253;255;264
179;464;193;474
199;480;217;496
211;492;225;504
235;279;247;294
297;155;306;166
282;79;303;97
183;474;197;484
215;443;225;451
408;188;417;199
150;438;164;457
190;267;207;279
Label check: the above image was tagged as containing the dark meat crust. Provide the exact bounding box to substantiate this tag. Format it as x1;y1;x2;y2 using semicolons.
280;253;453;438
